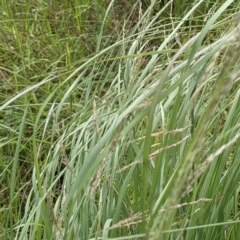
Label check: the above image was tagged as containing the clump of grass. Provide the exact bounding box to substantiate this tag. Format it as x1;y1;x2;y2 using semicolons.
1;0;240;239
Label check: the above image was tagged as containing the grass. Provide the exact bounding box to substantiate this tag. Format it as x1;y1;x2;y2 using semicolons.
1;0;240;239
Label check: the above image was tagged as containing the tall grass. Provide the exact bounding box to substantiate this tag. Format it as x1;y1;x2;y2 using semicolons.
1;0;240;239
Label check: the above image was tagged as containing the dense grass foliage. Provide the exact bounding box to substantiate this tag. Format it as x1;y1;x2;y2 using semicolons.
1;0;240;239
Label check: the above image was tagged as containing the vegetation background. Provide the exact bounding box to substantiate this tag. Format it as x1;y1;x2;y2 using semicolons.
1;0;240;239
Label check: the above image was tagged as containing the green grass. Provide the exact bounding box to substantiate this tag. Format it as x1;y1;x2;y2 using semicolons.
1;0;240;239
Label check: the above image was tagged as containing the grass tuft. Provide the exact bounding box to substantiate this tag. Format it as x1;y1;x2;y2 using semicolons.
1;0;240;239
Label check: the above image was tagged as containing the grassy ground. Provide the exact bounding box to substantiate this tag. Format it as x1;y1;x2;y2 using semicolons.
1;0;240;239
